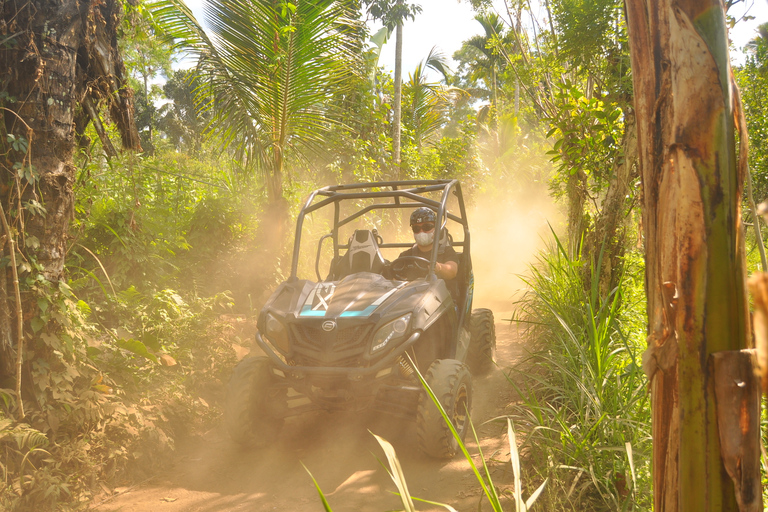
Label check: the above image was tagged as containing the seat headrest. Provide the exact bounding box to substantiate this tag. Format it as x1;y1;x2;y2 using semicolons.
342;230;386;276
437;227;452;253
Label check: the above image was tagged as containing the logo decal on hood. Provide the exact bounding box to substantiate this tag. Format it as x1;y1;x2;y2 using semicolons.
338;281;406;317
300;283;336;317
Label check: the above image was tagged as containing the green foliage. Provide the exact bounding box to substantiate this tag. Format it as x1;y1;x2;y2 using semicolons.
320;64;394;182
736;25;768;202
69;149;261;300
0;268;239;510
453;12;510;118
148;0;364;202
0;416;60;510
363;0;422;31
403;47;468;149
546;82;625;198
550;0;628;79
120;0;176;154
510;231;651;510
0;112;268;507
400;121;487;191
158;70;210;154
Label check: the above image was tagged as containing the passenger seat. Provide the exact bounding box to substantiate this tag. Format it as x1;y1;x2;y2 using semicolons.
331;230;386;279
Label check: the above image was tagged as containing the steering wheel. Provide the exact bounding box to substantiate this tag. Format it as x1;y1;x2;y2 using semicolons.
388;256;431;281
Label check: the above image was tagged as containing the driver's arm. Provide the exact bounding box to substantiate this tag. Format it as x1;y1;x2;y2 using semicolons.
435;260;458;280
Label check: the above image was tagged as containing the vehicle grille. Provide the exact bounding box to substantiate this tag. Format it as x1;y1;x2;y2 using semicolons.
294;325;370;351
290;324;372;367
293;353;363;368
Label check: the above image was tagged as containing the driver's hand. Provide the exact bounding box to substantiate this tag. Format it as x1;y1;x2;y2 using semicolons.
433;260;458;280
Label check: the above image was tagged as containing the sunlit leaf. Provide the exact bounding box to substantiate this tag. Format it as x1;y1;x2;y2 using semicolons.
116;339;158;363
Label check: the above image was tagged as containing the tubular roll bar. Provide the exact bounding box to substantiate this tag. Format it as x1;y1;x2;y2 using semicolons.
290;180;470;281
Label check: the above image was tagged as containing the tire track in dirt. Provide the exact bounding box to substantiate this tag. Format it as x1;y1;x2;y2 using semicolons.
91;320;524;512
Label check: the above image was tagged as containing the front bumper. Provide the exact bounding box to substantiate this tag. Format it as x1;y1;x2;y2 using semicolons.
255;331;422;412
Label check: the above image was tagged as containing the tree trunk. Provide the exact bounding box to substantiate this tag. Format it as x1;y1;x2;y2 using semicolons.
1;3;81;281
589;110;638;298
566;169;588;256
0;0;139;383
626;1;758;510
393;21;403;179
143;73;152;145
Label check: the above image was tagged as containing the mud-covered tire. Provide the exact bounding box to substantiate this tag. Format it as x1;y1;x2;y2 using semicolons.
467;308;496;375
224;357;285;448
416;359;472;459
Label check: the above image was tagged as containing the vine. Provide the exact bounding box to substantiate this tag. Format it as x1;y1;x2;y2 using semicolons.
0;104;37;421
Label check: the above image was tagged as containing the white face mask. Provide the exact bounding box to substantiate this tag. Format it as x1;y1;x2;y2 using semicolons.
415;231;434;247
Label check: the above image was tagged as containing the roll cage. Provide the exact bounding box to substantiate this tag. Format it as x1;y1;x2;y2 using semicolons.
289;180;471;285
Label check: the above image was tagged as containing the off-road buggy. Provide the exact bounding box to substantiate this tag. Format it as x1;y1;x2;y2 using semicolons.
225;180;496;458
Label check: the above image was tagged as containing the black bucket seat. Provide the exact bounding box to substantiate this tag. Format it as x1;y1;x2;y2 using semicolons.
332;230;386;279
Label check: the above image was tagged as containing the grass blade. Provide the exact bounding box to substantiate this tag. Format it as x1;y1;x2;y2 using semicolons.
372;433;416;512
408;354;502;510
467;414;502;510
625;441;636;491
525;478;548;509
302;463;334;512
411;496;459;511
508;418;524;511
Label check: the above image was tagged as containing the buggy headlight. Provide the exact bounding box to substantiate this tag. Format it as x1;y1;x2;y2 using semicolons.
371;313;411;354
264;312;290;353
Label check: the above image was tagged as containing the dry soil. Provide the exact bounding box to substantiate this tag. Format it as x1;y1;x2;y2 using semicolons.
91;319;525;512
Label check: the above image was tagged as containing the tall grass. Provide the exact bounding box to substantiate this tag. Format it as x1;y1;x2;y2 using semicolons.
306;405;546;511
305;230;650;511
509;232;651;510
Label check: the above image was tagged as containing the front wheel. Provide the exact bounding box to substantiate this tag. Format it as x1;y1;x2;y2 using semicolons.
224;356;285;447
416;359;472;459
467;308;496;375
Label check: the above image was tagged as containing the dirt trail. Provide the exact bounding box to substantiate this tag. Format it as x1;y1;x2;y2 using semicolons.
91;320;524;512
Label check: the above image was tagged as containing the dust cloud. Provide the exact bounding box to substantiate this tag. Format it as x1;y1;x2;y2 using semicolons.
469;186;562;317
214;180;562;316
94;182;562;512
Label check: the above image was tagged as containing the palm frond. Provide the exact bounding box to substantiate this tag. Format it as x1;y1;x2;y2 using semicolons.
146;0;363;197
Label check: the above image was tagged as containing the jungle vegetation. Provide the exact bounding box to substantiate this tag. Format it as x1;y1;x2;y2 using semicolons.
0;0;765;510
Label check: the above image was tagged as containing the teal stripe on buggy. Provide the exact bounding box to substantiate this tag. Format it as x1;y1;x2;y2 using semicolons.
300;306;326;317
339;305;378;317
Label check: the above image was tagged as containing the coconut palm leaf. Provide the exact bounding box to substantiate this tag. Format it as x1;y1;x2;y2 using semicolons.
146;0;362;202
406;47;467;147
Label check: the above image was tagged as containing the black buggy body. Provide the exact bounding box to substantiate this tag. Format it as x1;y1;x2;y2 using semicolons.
225;180;496;458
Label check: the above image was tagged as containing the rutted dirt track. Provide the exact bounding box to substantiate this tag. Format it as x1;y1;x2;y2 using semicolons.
92;320;524;512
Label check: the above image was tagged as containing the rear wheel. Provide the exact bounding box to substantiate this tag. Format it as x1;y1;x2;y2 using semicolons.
467;308;496;375
225;356;285;447
416;359;472;458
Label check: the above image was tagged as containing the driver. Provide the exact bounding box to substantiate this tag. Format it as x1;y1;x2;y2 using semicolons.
399;207;459;295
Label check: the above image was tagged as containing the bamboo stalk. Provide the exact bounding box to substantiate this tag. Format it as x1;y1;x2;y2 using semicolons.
0;200;24;420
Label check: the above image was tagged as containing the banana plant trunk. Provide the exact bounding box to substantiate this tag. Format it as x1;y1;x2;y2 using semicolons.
626;1;760;511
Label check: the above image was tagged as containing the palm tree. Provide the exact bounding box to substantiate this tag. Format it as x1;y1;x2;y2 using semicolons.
404;47;466;150
149;0;361;221
463;13;507;125
363;0;421;178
